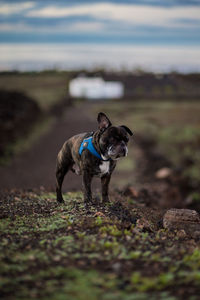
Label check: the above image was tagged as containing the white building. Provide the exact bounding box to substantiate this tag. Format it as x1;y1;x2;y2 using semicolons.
69;76;124;100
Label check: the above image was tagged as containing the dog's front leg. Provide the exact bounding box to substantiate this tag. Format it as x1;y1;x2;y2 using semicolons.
101;174;111;204
82;170;93;209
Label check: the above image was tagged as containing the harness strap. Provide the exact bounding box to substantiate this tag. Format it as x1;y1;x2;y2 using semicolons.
79;135;110;161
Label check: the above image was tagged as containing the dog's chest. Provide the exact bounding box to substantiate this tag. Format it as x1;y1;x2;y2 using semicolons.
99;161;110;177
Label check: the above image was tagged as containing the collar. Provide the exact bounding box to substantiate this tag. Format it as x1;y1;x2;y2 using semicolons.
79;135;110;161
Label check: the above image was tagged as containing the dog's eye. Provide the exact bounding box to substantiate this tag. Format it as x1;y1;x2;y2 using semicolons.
124;137;129;143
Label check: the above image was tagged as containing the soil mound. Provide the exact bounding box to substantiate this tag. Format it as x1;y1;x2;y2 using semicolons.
0;90;40;156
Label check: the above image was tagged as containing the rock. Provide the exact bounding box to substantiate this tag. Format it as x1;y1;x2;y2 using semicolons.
163;208;200;237
112;262;121;272
155;167;172;179
176;229;187;239
136;217;153;231
123;186;139;198
93;211;106;218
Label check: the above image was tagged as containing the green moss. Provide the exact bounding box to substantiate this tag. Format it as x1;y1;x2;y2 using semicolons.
99;225;122;237
130;272;175;292
183;248;200;270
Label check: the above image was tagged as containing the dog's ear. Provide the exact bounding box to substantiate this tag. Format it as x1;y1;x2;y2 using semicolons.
120;125;133;136
97;112;112;131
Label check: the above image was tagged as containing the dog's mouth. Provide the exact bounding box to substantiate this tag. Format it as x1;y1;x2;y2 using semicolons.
107;145;128;160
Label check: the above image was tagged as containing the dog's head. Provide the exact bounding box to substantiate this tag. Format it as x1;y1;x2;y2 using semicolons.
97;112;133;160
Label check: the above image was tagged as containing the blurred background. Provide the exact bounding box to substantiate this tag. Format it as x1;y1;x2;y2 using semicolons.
0;0;200;210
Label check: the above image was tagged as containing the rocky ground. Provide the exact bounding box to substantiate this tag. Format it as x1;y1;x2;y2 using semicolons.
1;188;200;300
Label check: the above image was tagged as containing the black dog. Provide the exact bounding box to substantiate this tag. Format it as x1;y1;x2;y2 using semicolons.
56;112;133;207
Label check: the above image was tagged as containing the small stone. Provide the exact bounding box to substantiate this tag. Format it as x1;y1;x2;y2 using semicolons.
124;187;139;198
136;217;152;231
14;197;20;201
53;256;61;262
112;262;121;272
28;255;35;261
93;211;106;217
155;167;172;179
176;229;187;238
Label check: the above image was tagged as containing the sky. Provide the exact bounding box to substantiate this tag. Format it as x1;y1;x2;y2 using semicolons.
0;0;200;72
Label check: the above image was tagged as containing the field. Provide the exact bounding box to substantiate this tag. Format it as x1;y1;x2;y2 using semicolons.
0;72;200;299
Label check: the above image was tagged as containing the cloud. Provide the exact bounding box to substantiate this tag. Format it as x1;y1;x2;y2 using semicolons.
0;2;35;15
0;2;199;45
0;21;105;34
67;22;105;33
26;3;200;28
0;23;32;32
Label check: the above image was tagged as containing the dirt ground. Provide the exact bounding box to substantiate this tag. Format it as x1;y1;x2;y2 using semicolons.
1;100;200;299
1;187;200;299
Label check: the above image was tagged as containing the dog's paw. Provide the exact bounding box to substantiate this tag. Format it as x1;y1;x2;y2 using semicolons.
57;196;65;204
102;196;110;204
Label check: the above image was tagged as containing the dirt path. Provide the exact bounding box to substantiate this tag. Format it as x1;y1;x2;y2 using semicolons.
0;104;98;191
0;101;190;211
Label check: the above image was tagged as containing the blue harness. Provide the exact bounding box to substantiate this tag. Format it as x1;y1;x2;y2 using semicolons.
79;135;109;161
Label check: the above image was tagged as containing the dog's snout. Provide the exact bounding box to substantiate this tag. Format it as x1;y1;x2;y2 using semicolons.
120;141;126;152
122;147;126;156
